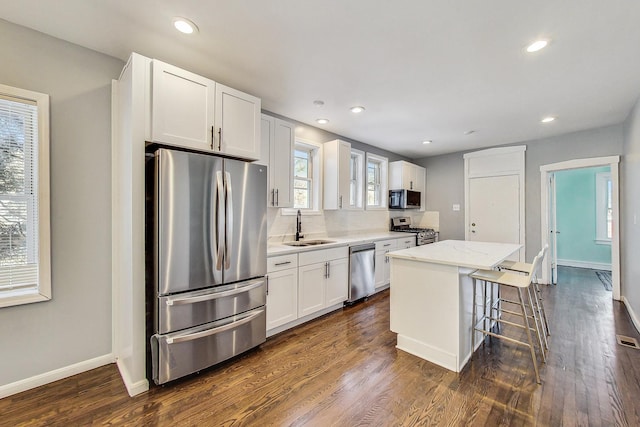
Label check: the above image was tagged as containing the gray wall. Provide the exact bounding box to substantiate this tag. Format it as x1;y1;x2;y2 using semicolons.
0;20;124;386
420;152;465;240
622;97;640;321
263;110;408;162
416;124;625;261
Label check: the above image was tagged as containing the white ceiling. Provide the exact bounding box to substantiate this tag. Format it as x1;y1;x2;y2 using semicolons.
2;1;640;158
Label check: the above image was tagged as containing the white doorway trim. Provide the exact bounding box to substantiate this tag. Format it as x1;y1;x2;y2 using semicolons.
540;156;620;300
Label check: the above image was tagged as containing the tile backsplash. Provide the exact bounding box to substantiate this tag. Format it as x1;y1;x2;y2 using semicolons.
267;208;439;243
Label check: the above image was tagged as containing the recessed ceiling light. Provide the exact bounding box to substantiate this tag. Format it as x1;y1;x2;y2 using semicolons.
316;118;329;125
422;140;432;145
541;116;556;123
526;39;549;53
173;17;198;34
350;106;365;113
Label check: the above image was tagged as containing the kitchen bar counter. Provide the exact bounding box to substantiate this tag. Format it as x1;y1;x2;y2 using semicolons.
387;240;521;372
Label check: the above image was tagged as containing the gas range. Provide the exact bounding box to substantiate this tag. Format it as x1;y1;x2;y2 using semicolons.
390;217;438;246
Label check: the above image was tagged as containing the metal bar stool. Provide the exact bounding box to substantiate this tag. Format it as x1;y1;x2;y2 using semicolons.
470;253;546;384
498;245;550;339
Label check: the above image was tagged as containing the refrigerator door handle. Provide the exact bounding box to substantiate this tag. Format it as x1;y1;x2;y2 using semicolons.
215;170;225;271
165;279;265;306
224;171;233;270
166;309;264;344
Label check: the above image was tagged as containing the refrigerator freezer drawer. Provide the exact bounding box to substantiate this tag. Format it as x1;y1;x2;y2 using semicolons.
157;278;266;334
151;307;266;385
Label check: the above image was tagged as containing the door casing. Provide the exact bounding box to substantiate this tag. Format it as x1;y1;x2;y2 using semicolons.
540;156;620;299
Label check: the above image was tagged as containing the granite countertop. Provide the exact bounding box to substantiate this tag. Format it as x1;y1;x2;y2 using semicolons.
386;240;522;270
267;231;414;256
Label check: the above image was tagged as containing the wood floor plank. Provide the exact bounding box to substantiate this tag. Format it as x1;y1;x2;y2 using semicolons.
2;266;640;426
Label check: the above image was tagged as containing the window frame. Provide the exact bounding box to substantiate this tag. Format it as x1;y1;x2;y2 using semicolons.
365;153;388;210
0;84;51;308
349;149;364;210
595;171;612;245
283;139;323;216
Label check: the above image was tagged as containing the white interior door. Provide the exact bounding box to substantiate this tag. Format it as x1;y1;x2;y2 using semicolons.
549;173;558;285
468;175;520;260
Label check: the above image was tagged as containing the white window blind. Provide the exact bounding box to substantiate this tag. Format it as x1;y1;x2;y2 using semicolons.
0;94;39;293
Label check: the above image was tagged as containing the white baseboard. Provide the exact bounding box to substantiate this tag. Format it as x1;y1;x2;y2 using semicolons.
116;358;149;397
0;353;114;399
558;259;612;271
622;296;640;335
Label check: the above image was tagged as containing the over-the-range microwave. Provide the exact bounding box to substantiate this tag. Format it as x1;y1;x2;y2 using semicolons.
389;189;421;209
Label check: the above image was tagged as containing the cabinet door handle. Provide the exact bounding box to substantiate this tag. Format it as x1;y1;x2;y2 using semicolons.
327;261;331;278
271;189;275;206
275;189;279;206
383;243;391;247
339;195;343;209
218;127;222;151
211;126;215;150
325;262;329;278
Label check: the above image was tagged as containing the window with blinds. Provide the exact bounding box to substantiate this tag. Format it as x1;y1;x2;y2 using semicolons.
0;84;50;307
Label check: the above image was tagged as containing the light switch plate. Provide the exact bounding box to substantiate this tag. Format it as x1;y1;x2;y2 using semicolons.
453;204;460;211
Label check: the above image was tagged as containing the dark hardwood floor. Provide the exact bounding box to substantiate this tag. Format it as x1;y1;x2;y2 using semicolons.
2;266;640;426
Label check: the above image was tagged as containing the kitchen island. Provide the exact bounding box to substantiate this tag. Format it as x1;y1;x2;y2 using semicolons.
387;240;521;372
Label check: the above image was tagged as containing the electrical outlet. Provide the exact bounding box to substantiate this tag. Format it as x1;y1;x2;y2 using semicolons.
453;204;460;211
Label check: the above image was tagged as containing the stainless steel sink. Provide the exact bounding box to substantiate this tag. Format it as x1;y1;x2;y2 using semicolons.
283;239;335;247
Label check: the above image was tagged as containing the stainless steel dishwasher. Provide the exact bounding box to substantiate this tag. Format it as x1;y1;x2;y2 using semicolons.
347;243;375;304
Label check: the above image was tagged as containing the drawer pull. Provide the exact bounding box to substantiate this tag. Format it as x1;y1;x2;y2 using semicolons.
274;261;292;266
166;310;263;344
166;279;264;306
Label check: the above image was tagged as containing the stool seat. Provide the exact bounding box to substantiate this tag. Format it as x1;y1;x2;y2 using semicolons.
470;269;531;289
498;260;531;273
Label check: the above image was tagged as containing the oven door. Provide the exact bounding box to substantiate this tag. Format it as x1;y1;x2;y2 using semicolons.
405;190;421;209
389;190;406;209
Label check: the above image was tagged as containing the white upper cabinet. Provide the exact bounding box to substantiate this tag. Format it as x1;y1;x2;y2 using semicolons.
323;139;351;210
389;160;426;211
150;59;261;161
151;60;215;151
260;114;294;208
214;83;261;160
389;160;424;191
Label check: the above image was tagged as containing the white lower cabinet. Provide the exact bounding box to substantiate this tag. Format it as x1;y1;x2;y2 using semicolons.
298;262;327;317
325;257;349;306
397;236;416;249
375;239;397;290
298;247;349;318
267;254;298;331
266;268;298;330
267;246;348;335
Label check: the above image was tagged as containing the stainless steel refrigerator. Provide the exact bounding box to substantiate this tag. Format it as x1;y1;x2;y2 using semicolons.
149;148;267;385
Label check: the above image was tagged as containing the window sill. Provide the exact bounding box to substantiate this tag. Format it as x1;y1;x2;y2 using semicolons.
0;288;50;308
281;208;323;216
595;239;612;246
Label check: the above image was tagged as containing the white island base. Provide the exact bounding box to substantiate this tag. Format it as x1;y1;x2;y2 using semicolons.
388;240;521;372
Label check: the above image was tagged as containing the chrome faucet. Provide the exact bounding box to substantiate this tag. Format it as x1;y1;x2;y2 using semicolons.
295;209;304;241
